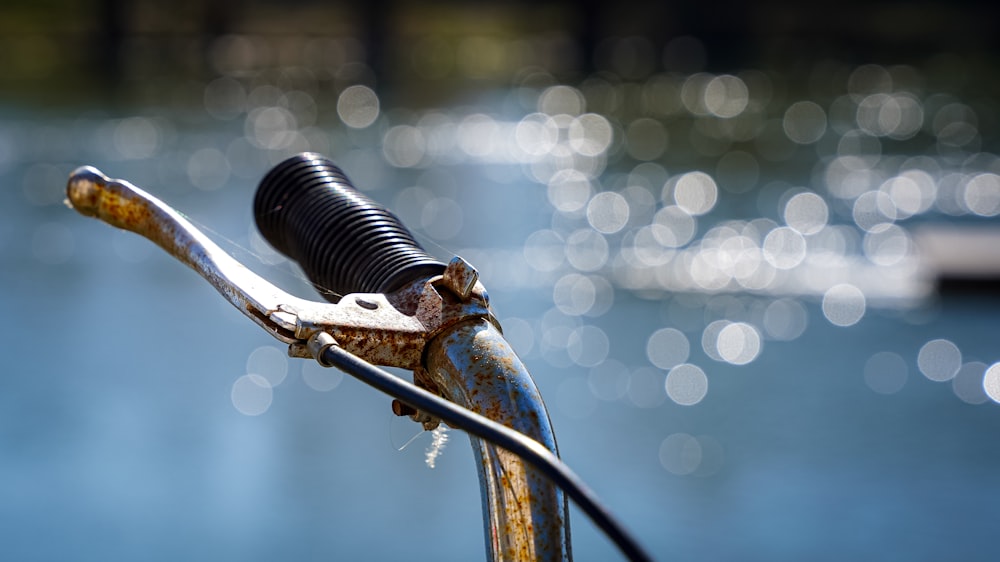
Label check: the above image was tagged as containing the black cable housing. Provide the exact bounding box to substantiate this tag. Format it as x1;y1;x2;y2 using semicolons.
318;344;654;562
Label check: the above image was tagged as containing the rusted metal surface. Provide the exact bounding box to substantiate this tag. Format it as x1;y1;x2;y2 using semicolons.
426;319;571;562
67;166;304;343
66;166;571;561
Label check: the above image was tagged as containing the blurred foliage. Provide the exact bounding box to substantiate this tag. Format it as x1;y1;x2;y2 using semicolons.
0;0;997;109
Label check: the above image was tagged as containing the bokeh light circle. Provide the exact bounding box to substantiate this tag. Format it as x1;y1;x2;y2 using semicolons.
652;206;697;248
673;171;718;215
762;298;808;341
231;374;273;416
553;273;597;316
716;322;762;365
565;229;609;271
963;173;1000;217
762;227;806;269
665;364;708;406
659;433;702;475
587;191;630;234
337;85;380;128
822;284;866;327
569;113;614;156
301;361;344;392
547;169;593;213
646;327;690;370
701;320;730;361
627;368;667;408
953;362;989;405
864;351;908;395
853;190;897;232
917;339;962;382
703;75;749;118
523;229;565;272
783;101;827;144
567;325;610;367
983;363;1000;404
246;345;289;386
783;192;828;235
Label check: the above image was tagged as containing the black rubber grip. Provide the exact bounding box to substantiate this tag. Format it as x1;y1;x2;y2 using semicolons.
254;153;446;302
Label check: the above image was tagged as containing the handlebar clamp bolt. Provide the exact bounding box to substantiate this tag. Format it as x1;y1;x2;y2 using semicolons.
441;256;479;301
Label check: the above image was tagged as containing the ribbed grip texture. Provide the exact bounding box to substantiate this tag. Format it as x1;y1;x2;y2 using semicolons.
254;153;445;302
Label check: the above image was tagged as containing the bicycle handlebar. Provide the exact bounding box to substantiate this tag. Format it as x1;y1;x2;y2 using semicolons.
66;157;652;562
254;153;446;302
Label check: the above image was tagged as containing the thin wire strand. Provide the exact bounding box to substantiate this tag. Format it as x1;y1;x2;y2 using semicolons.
318;344;654;562
183;212;347;302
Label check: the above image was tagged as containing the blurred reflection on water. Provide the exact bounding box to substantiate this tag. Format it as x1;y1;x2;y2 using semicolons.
4;14;1000;562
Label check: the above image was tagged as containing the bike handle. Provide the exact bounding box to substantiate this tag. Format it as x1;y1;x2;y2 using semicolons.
254;153;446;302
66;158;651;562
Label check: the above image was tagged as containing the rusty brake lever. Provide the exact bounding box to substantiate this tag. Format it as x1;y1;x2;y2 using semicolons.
65;165;492;369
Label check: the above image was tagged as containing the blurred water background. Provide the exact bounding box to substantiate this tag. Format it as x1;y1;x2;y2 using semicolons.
3;1;1000;560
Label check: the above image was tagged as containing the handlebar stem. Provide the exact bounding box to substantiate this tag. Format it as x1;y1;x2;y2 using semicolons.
426;319;571;561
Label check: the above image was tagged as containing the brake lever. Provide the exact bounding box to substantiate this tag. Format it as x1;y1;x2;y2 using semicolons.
65;166;491;367
65;165;574;561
